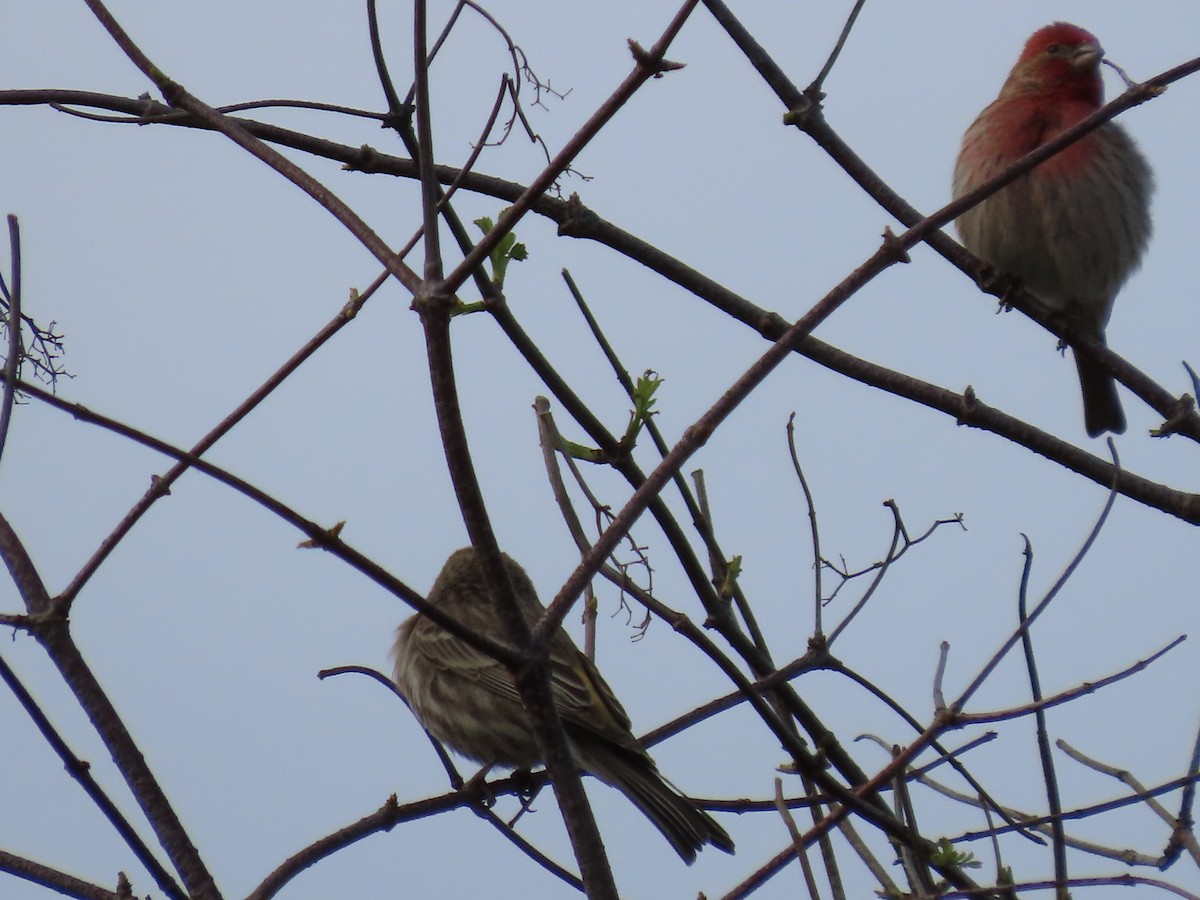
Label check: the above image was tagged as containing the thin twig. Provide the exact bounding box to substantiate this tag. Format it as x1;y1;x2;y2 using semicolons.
1058;739;1200;868
957;634;1186;726
774;777;823;899
826;501;904;645
807;0;868;94
953;771;1200;844
1016;536;1068;898
955;460;1121;709
1176;716;1200;862
786;413;824;639
918;772;1158;866
937;874;1200;900
0;215;22;466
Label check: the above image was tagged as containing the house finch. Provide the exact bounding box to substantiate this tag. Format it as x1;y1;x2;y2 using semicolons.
952;22;1153;437
393;547;734;864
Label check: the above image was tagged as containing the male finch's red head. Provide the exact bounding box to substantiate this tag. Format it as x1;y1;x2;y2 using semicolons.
1002;23;1105;106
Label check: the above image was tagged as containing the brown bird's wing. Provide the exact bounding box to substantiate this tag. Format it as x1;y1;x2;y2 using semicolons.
404;613;526;705
543;629;646;752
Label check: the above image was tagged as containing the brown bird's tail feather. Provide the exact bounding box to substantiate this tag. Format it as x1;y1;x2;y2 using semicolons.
582;744;734;864
1074;349;1126;437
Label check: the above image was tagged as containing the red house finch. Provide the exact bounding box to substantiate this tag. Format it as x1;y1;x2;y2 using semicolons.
393;547;734;863
953;22;1153;436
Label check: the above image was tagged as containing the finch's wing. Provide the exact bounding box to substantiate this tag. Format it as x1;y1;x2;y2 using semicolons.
407;614;526;706
546;633;646;753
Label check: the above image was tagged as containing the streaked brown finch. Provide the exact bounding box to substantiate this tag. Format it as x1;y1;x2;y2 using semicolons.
393;547;734;863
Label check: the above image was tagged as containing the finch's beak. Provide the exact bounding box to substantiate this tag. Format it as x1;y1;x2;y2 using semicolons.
1071;41;1103;70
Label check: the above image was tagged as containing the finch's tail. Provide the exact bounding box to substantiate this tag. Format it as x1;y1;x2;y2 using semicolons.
1074;348;1126;438
584;745;734;864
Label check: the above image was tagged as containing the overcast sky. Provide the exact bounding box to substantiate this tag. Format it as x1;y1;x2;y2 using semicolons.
2;2;1199;898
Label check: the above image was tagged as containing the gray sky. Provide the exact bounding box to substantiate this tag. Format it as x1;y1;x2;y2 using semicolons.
2;2;1199;898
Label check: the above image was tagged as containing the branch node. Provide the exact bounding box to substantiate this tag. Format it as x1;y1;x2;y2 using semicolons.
410;283;454;316
297;521;345;549
158;78;184;108
345;144;382;174
341;289;366;321
555;193;598;239
957;385;978;425
1151;394;1197;438
379;104;415;133
781;95;817;129
757;311;789;341
880;226;911;264
626;39;685;77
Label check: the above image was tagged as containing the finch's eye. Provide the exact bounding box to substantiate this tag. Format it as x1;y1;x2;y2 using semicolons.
1045;43;1062;55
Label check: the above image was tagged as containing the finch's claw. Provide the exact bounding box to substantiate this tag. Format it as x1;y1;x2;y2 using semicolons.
506;770;544;828
972;263;1020;313
511;768;539;802
462;761;498;807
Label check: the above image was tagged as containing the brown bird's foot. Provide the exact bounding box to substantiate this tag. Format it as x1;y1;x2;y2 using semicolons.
506;769;546;828
1052;311;1087;356
461;761;499;808
983;269;1023;314
510;767;541;802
